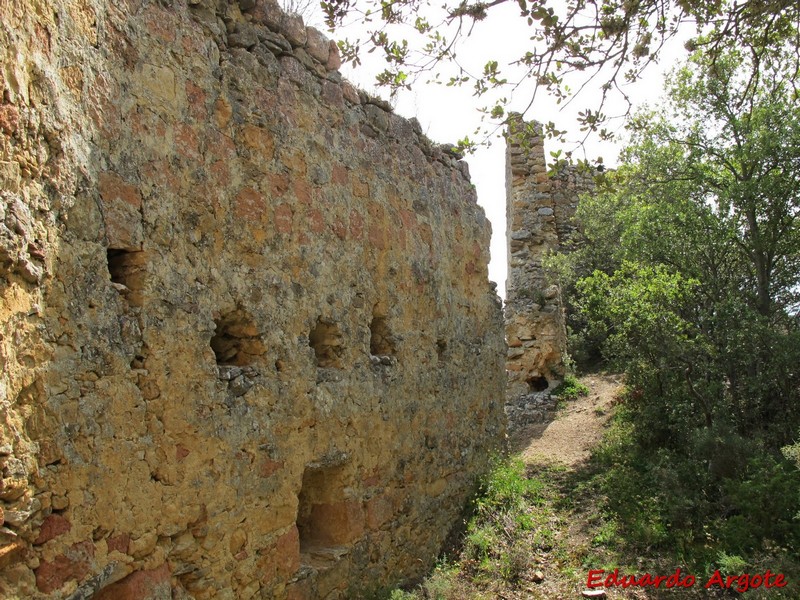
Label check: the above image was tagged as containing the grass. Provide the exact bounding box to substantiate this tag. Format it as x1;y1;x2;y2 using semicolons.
386;458;589;599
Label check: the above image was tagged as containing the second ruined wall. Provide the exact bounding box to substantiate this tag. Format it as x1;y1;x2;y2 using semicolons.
505;116;595;399
0;0;506;598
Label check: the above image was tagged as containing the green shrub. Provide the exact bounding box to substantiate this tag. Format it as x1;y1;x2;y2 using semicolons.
551;374;589;401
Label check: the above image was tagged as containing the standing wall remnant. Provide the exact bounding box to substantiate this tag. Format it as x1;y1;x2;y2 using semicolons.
504;115;595;399
0;0;506;598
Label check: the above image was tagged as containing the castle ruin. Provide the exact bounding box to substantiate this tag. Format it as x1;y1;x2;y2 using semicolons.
504;116;595;399
0;1;505;597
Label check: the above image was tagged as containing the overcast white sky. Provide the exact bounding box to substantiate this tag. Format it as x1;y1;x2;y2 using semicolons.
303;3;689;297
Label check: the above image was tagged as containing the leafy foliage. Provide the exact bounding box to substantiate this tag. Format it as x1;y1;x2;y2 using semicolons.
322;0;800;144
555;44;800;574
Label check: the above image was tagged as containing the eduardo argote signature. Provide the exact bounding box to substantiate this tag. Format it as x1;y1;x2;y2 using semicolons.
587;567;788;593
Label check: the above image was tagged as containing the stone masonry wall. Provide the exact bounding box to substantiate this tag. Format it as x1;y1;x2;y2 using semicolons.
0;1;506;598
505;115;594;399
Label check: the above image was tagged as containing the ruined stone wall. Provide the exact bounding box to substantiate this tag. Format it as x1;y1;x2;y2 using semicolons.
0;1;506;597
505;116;594;399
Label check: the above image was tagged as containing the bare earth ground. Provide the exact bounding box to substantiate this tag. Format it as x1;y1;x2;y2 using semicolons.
511;373;623;465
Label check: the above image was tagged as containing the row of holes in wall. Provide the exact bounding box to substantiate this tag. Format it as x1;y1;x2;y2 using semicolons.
107;250;448;369
308;315;397;369
209;314;398;368
108;251;456;564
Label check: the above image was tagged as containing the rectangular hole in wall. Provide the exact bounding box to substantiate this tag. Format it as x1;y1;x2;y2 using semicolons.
369;315;395;357
211;308;266;367
107;249;147;306
309;318;344;369
296;462;361;570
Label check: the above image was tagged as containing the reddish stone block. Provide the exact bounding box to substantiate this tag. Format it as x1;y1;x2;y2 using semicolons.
0;103;20;136
143;7;176;43
184;81;208;121
107;533;131;554
35;22;51;54
274;204;293;234
175;123;200;161
331;164;348;186
331;218;347;240
399;209;417;232
210;160;230;187
368;225;385;250
307;209;324;234
99;172;142;208
362;470;381;487
185;81;208;122
259;458;284;478
258;526;300;585
34;514;71;545
349;210;364;239
293;179;312;205
87;101;118;139
269;172;290;196
181;30;207;56
207;129;237;158
234;187;267;221
176;445;190;461
35;541;94;593
93;563;171;600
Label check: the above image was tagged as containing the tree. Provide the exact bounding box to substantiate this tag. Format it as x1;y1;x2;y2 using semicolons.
561;46;800;561
322;0;800;145
544;37;800;436
571;45;800;439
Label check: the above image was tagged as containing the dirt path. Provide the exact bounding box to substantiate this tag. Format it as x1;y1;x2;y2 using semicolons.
513;373;624;467
511;373;634;600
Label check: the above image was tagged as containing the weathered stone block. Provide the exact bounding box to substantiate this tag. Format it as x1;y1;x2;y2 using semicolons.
305;27;330;65
33;514;71;545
